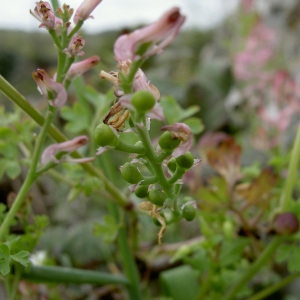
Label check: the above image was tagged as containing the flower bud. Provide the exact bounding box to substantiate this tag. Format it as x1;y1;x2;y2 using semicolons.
158;131;180;152
273;212;299;235
93;123;119;147
121;163;143;184
175;151;194;169
131;90;156;113
182;203;196;221
148;188;166;206
134;185;149;198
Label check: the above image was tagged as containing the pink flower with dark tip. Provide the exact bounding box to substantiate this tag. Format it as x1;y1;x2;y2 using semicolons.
31;1;63;32
73;0;103;24
161;123;193;157
32;69;67;107
66;56;100;80
41;135;94;165
114;7;186;62
63;34;85;57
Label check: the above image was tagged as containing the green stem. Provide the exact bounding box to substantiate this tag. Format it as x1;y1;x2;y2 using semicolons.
280;122;300;211
248;271;300;300
67;20;84;40
135;124;173;198
0;106;55;241
100;152;142;300
8;265;21;300
22;264;129;285
223;236;285;300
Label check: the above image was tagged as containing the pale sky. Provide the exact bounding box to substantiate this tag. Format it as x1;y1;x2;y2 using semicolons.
0;0;239;33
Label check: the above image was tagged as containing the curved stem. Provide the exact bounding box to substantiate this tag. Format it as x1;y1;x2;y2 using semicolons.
223;236;285;300
280;123;300;211
248;271;300;300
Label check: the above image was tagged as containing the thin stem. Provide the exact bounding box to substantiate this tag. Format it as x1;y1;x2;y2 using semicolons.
134;124;173;198
223;236;285;300
248;271;300;300
280;122;300;211
0;106;56;241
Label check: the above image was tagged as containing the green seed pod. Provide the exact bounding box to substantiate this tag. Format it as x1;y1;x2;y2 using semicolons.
148;188;166;207
121;162;143;184
158;131;180;152
176;151;194;169
167;158;177;173
93;123;119;147
131;90;156;113
134;185;149;198
182;204;196;221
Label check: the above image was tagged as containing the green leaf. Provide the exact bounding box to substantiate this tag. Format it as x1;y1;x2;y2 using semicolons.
60;102;92;133
0;244;10;276
11;251;30;267
219;238;249;267
160;96;199;124
160;265;199;300
184;117;204;135
276;244;292;264
287;245;300;273
0;260;10;276
93;215;119;244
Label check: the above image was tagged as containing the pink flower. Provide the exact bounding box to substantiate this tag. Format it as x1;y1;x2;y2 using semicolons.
233;22;276;82
41;135;94;165
66;56;100;80
73;0;103;24
133;69;160;100
30;1;63;32
63;34;85;57
32;69;67;107
114;7;186;62
161;123;193;157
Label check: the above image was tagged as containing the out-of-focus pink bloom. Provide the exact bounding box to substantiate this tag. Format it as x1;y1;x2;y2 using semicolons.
272;71;300;104
233;22;276;82
73;0;103;24
63;35;85;57
66;55;100;80
114;7;186;61
41;135;94;165
31;1;63;32
133;69;160;100
161;123;193;157
32;69;67;107
240;0;255;12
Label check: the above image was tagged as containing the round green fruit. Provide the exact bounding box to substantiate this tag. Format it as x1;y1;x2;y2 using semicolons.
121;162;143;184
148;188;166;207
131;90;156;113
158;131;180;152
93;123;118;147
182;204;196;221
134;185;149;198
176;151;194;169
